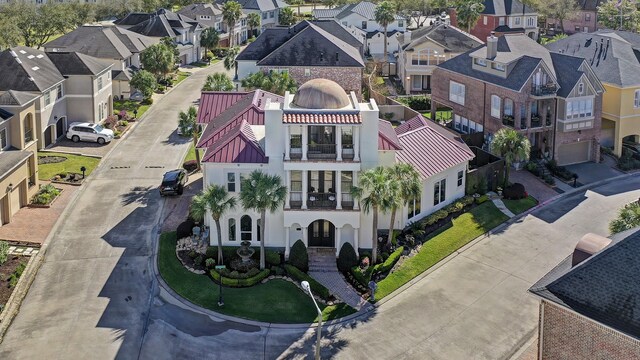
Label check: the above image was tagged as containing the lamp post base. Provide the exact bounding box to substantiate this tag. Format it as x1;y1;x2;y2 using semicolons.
218;301;224;307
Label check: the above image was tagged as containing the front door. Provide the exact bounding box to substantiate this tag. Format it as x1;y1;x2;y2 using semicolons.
44;126;53;147
308;220;335;247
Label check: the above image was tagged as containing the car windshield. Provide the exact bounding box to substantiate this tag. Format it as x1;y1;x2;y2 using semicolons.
94;125;104;132
161;172;180;186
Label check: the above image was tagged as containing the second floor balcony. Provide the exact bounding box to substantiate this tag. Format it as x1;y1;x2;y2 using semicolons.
531;83;557;97
286;125;360;162
285;170;358;211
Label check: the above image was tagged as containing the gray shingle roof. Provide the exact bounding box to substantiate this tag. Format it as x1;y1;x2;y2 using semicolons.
46;52;111;76
0;151;32;179
120;9;199;38
314;1;403;20
297;20;364;49
44;26;147;60
401;24;483;53
0;90;40;106
529;228;640;339
546;30;640;87
217;0;287;12
482;0;535;16
0;108;13;120
550;52;586;97
114;12;153;26
236;28;292;61
0;47;64;93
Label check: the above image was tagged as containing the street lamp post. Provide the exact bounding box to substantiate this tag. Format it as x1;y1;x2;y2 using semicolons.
301;281;322;360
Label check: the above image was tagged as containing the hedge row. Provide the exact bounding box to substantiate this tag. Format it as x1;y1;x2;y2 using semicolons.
205;246;281;266
283;264;331;300
210;268;270;287
418;195;475;227
349;246;404;288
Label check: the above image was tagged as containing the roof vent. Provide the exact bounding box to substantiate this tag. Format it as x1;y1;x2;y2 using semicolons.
28;76;34;82
32;66;39;71
572;233;612;267
36;54;44;59
19;50;27;54
27;55;35;59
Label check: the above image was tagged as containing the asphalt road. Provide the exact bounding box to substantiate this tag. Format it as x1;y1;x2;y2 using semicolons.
1;58;639;359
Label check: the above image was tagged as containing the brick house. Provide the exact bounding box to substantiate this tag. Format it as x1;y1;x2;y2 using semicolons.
529;229;640;359
236;20;365;97
431;33;604;165
543;0;602;35
450;0;539;41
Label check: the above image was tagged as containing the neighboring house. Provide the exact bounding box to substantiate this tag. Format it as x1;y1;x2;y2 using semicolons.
0;106;38;226
195;78;474;256
177;3;249;47
450;0;539;41
431;33;605;166
115;9;203;65
397;23;483;94
544;0;602;35
216;0;288;30
236;20;365;97
44;25;158;99
529;229;640;359
0;47;113;149
313;1;406;34
546;30;640;157
365;30;401;57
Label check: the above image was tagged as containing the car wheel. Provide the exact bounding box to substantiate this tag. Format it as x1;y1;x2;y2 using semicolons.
178;187;184;195
72;135;80;143
97;137;105;145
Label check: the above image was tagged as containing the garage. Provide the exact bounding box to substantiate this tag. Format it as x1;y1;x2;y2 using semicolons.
179;54;187;66
44;125;53;147
9;181;25;217
557;141;591;165
56;117;66;139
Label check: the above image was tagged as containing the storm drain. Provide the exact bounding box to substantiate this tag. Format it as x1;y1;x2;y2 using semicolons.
110;166;131;169
145;165;165;169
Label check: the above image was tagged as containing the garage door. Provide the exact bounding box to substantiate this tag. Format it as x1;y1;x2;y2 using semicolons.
558;141;591;166
9;182;22;218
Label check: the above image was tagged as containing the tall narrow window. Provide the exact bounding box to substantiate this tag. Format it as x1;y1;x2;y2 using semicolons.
227;172;236;192
408;196;421;219
433;179;446;206
0;128;7;149
228;218;236;241
491;95;501;118
240;215;252;241
504;99;514;116
635;90;640;108
457;170;464;187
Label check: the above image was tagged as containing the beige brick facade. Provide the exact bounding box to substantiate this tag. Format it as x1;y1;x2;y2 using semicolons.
539;301;640;360
262;66;363;99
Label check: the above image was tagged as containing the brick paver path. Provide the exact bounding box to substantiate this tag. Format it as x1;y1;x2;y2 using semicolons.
309;270;371;311
509;169;559;203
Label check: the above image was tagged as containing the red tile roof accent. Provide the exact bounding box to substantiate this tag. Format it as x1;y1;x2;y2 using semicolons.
202;120;268;164
395;115;429;135
378;119;402;151
397;119;474;179
282;112;362;124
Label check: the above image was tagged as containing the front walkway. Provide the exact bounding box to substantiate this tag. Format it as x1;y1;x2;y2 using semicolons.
491;198;516;218
309;271;371;311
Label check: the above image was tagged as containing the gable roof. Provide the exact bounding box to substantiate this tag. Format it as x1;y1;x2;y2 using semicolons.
550;52;591;97
577;0;603;11
529;229;640;339
401;24;483;53
46;52;111;76
314;1;403;21
0;47;64;93
0;151;32;179
120;9;199;38
0;90;40;106
395;115;428;135
177;3;223;28
396;115;474;179
202;120;268;163
378;119;402;150
197;91;252;123
217;0;287;12
482;0;535;16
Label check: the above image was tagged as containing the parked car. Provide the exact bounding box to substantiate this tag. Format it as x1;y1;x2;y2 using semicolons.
66;122;114;144
159;169;188;196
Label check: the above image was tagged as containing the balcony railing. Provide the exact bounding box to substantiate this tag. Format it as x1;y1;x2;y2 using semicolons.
24;129;33;143
531;84;557;97
531;115;541;128
307;144;336;159
288;192;354;210
502;115;515;128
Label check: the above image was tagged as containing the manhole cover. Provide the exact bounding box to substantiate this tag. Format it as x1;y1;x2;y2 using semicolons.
38;156;67;165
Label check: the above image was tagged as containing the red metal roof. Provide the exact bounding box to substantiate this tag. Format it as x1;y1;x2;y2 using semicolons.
395;115;429;135
282;112;362;124
197;105;265;148
397;120;474;179
378;119;402;151
197;91;249;124
202;120;268;164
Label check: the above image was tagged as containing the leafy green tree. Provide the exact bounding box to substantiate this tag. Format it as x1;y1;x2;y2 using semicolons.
490;128;531;187
200;27;220;60
239;170;287;270
161;37;180;61
396;0;441;28
202;73;234;91
598;0;640;32
241;71;298;95
130;70;157;99
279;7;296;26
247;12;261;37
287;0;303;15
455;0;485;32
386;164;421;246
67;1;96;27
222;1;243;47
197;185;237;263
3;2;75;49
374;1;396;63
223;46;240;76
537;0;580;34
178;106;202;171
609;201;640;234
0;15;21;50
141;43;175;80
351;166;395;265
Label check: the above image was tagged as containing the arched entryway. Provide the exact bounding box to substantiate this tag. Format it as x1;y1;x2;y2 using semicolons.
308;219;335;247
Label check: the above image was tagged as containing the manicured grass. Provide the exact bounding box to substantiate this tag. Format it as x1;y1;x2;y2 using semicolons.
375;202;509;300
422;110;452;121
158;232;356;323
113;99;150;119
502;196;538;215
37;152;100;181
173;71;190;86
190;59;220;68
183;143;204;163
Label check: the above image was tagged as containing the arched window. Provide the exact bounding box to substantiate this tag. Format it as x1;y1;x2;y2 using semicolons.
240;215;252;241
228;218;236;241
504;98;514;117
24;114;33;143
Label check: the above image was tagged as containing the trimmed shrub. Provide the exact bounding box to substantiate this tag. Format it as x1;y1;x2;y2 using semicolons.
142;98;153;105
350;266;370;287
210;268;270;287
103;115;118;129
503;183;527;200
205;258;216;268
0;240;9;265
194;255;204;266
337;242;358;273
205;246;239;263
460;195;474;207
475;194;489;204
183;160;198;172
213;48;230;58
264;250;281;266
288;240;308;272
176;218;195;239
284;264;331;300
8;262;26;288
371;247;403;276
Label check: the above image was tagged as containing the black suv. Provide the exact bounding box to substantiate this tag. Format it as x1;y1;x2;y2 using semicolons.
160;169;188;196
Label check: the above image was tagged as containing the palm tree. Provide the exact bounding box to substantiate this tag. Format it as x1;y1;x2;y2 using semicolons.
200;27;220;60
202;73;234;91
247;12;261;38
387;163;421;246
178;106;202;171
222;1;243;47
224;46;240;78
490;128;531;187
189;194;208;245
455;0;485;33
200;185;237;264
374;1;396;64
351;166;395;264
609;201;640;234
239;170;287;270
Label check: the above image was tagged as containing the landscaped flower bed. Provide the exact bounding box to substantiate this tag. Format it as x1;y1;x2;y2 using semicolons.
29;184;62;207
0;241;29;314
51;172;85;186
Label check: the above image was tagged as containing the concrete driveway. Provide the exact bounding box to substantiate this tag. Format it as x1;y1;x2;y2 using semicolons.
565;161;623;185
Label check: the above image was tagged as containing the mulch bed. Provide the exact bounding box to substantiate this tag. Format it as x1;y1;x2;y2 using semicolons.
177;250;208;272
38;156;67;165
51;173;85;185
0;256;28;308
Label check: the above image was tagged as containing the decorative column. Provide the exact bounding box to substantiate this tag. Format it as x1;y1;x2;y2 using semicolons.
284;170;291;209
285;227;291;259
353;127;360;161
336;170;342;210
302;226;308;247
284;125;290;160
301;126;308;161
352;171;359;210
353;227;359;257
336;126;342;161
301;170;308;209
335;226;342;258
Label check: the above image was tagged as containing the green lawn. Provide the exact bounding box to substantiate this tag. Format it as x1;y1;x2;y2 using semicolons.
37;152;101;181
190;59;220;68
183;143;204;163
422;110;452;121
502;196;538;215
375;202;509;300
173;71;190;86
113;99;150;119
158;232;356;323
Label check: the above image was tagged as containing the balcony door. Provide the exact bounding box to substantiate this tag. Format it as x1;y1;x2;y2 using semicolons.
308;219;335;247
309;171;335;194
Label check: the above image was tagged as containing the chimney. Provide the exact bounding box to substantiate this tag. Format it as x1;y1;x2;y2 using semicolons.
486;31;498;59
571;233;612;267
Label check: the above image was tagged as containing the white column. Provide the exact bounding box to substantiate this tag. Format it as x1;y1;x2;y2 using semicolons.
336;126;342;161
285;227;291;259
284;125;290;160
335;226;342;257
301;170;308;209
353;227;359;257
284;170;291;209
353;171;359;210
301;126;308;161
302;226;308;247
353;127;360;161
336;170;342;210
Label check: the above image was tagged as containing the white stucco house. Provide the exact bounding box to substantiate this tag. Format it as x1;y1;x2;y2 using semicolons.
313;1;406;34
196;79;474;257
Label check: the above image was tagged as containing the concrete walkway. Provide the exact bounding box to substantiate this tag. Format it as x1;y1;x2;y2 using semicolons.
492;198;516;218
309;271;371;311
